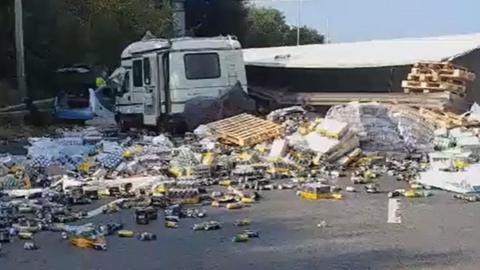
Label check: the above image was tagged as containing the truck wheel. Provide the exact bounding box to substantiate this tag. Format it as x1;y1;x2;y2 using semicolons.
118;118;129;132
255;99;274;114
161;116;187;135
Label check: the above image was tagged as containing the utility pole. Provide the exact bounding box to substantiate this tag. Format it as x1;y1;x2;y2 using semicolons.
171;0;186;37
14;0;27;100
296;0;301;45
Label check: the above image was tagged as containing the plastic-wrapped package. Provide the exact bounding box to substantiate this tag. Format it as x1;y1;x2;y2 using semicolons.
326;103;435;153
152;134;174;148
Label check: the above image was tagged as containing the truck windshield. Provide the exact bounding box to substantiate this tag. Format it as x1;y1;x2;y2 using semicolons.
184;53;220;80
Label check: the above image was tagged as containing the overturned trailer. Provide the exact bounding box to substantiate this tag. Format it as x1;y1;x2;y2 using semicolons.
244;33;480;112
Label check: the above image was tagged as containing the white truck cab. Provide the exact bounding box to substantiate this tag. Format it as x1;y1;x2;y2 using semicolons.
116;36;247;129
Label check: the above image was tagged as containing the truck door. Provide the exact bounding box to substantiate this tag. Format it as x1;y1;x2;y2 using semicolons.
168;51;225;113
224;52;238;88
157;53;168;114
131;54;161;126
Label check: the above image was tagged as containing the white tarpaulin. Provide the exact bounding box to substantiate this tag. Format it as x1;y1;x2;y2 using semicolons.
418;164;480;194
243;33;480;69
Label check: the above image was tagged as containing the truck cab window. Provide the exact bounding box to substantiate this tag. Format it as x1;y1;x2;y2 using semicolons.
133;59;143;87
143;58;151;85
184;53;220;80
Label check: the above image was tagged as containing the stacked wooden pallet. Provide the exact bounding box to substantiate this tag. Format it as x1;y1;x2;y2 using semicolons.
207;113;282;146
402;62;476;96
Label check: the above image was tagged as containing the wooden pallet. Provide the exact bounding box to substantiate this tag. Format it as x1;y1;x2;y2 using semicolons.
438;69;476;81
413;62;470;73
413;62;457;70
407;73;466;86
418;108;466;129
410;68;475;81
207;113;282;146
402;80;466;92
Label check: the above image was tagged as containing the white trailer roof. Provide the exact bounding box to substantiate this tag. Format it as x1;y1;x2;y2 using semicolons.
243;33;480;69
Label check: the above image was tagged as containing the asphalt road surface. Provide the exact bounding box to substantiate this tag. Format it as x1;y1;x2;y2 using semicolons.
2;177;480;270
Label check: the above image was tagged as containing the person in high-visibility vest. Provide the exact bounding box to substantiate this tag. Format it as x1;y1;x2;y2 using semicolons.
95;71;107;88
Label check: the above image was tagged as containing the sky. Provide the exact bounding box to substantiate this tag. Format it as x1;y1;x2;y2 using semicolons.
252;0;480;42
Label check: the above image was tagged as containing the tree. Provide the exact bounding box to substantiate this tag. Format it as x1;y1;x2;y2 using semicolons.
243;6;324;48
285;26;325;46
0;1;15;83
244;7;289;48
14;0;173;98
0;1;324;103
185;0;247;41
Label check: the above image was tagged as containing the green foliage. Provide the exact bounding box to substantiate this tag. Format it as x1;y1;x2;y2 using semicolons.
0;1;15;83
244;7;289;48
244;6;324;48
285;26;325;46
0;0;173;99
185;0;247;40
0;1;324;101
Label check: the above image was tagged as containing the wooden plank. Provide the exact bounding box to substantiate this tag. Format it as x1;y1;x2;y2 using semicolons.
248;86;470;113
421;81;466;92
404;88;466;97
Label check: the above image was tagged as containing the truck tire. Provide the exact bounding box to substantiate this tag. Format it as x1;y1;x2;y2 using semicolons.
118;118;129;132
163;115;187;135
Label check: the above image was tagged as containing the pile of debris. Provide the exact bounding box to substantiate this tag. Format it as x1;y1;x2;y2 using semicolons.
418;125;480;194
2;101;480;252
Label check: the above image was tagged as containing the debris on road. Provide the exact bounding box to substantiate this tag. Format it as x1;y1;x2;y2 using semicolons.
23;241;39;250
118;230;134;238
317;220;328;228
232;233;249;243
138;232;157;241
1;90;480;252
234;219;251;227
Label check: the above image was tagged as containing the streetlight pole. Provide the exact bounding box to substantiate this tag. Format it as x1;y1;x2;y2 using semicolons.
14;0;27;100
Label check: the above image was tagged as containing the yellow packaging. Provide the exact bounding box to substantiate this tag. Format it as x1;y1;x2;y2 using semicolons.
202;152;215;166
78;161;93;174
404;190;420;198
298;126;310;135
241;197;255;204
219;180;232;187
226;203;243;210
